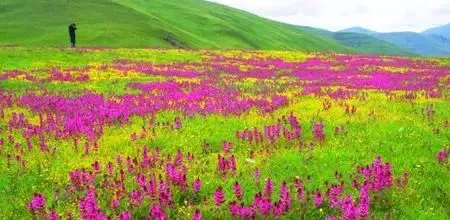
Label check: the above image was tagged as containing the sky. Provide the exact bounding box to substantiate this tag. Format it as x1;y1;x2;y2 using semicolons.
208;0;450;32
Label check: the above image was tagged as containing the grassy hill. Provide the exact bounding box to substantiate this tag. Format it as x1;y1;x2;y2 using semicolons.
0;0;352;52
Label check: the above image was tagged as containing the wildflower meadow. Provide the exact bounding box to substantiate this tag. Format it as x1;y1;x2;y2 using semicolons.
0;47;449;219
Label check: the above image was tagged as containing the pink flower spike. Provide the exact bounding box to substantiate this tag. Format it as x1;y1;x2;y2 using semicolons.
214;187;225;206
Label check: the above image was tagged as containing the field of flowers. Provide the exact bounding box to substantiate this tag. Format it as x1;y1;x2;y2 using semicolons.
0;47;449;219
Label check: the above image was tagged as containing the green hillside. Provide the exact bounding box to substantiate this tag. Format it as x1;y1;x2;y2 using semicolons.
0;0;351;52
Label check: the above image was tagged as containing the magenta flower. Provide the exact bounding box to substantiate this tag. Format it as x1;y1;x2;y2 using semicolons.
229;202;240;217
107;162;114;175
272;201;283;216
48;210;59;220
192;178;202;193
358;184;370;218
222;141;233;153
130;190;143;206
217;154;237;176
92;161;100;173
288;113;302;139
313;191;323;207
239;205;256;218
252;192;262;210
217;155;226;174
158;180;173;206
294;177;305;202
313;121;325;141
214;187;225;206
119;211;132;220
232;181;243;200
357;156;393;192
116;155;123;166
174;117;182;129
263;178;273;199
258;198;272;215
192;209;202;220
279;181;291;211
437;149;449;163
149;204;166;219
27;193;46;213
79;188;106;220
340;195;358;219
326;184;344;208
111;198;120;209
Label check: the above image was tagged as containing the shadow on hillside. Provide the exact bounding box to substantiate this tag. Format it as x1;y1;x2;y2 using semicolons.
163;35;188;49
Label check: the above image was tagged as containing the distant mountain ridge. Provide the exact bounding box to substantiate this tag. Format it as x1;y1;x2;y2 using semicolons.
299;26;416;56
340;27;378;36
339;24;450;56
423;23;450;39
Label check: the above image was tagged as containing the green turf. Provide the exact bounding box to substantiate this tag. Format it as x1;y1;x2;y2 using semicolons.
0;47;201;70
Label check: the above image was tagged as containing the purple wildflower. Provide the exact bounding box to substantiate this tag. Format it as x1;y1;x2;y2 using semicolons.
214;187;225;206
233;181;243;200
119;211;132;220
192;209;202;220
192;178;201;193
263;178;273;199
437;149;449;163
27;193;46;213
313;191;323;207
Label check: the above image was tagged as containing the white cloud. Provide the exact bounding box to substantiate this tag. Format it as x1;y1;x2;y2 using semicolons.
208;0;450;32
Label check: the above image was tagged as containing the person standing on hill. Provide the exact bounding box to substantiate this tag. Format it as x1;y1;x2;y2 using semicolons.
68;23;77;48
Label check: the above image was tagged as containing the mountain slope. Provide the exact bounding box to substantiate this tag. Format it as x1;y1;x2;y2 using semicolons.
377;32;450;56
300;26;416;56
0;0;351;52
340;27;378;36
423;23;450;39
332;32;416;56
339;27;450;56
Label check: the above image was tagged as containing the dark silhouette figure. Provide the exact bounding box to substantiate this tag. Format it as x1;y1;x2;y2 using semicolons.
68;23;77;48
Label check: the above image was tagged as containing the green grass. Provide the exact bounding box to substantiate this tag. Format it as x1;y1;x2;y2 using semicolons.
0;47;201;70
